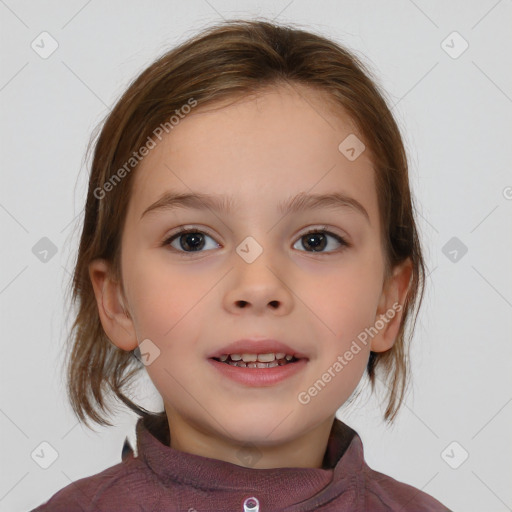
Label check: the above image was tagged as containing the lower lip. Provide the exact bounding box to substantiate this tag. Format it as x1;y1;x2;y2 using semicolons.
207;358;308;387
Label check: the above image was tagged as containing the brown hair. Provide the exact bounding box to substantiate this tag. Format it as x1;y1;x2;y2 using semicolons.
64;18;426;428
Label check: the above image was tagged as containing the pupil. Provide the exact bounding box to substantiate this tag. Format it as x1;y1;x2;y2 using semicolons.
181;233;204;251
304;233;326;251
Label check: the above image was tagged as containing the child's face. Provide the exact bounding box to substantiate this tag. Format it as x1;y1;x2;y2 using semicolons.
92;84;409;459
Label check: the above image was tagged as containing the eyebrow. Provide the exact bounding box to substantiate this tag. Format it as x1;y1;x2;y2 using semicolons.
140;190;370;224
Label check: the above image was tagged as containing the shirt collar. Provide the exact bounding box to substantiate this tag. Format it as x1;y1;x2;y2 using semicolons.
129;412;364;507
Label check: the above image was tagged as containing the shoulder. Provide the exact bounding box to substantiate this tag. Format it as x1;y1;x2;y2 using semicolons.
30;456;151;512
362;465;452;511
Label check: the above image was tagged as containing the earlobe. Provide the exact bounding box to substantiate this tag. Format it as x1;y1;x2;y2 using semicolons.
88;259;138;351
370;258;413;353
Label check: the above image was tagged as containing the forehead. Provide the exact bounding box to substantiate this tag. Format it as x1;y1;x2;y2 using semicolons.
127;84;379;225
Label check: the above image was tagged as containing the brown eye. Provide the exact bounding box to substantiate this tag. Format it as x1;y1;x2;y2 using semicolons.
164;229;219;253
294;230;348;253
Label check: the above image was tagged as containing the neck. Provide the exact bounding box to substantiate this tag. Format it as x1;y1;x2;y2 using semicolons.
165;409;336;469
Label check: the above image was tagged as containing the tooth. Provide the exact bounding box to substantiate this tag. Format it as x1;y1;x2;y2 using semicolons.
257;353;276;363
247;362;258;368
276;353;286;360
256;362;269;368
241;353;258;362
267;361;279;368
230;354;242;361
220;355;228;361
285;355;293;361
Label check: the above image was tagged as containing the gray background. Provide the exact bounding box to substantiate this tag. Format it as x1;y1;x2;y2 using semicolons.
1;1;511;511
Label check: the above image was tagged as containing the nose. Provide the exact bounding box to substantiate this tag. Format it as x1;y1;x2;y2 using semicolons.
223;246;294;316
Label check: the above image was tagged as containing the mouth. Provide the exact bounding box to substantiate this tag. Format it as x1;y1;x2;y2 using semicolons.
211;352;301;368
207;338;309;362
207;340;309;386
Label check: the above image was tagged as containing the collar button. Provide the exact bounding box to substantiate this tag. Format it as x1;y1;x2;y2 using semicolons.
243;496;260;511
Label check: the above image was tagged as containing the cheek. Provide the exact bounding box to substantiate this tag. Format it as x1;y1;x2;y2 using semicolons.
125;255;212;340
313;261;382;342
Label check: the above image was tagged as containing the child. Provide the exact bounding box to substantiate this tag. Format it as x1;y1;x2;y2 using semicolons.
32;18;452;512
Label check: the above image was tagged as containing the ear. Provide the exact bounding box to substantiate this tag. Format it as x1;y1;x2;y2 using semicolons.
370;258;413;353
88;258;138;351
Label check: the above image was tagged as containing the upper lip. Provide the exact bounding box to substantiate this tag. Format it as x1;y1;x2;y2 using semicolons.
208;339;309;360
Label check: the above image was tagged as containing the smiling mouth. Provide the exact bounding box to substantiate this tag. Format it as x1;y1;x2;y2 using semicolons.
211;354;301;368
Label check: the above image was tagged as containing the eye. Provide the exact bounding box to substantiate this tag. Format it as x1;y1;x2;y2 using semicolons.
163;227;220;253
293;227;349;253
162;226;350;255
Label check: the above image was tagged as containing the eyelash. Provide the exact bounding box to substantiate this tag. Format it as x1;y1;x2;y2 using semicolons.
162;225;351;256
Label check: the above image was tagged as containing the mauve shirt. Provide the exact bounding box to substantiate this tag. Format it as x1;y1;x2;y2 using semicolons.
31;413;452;511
